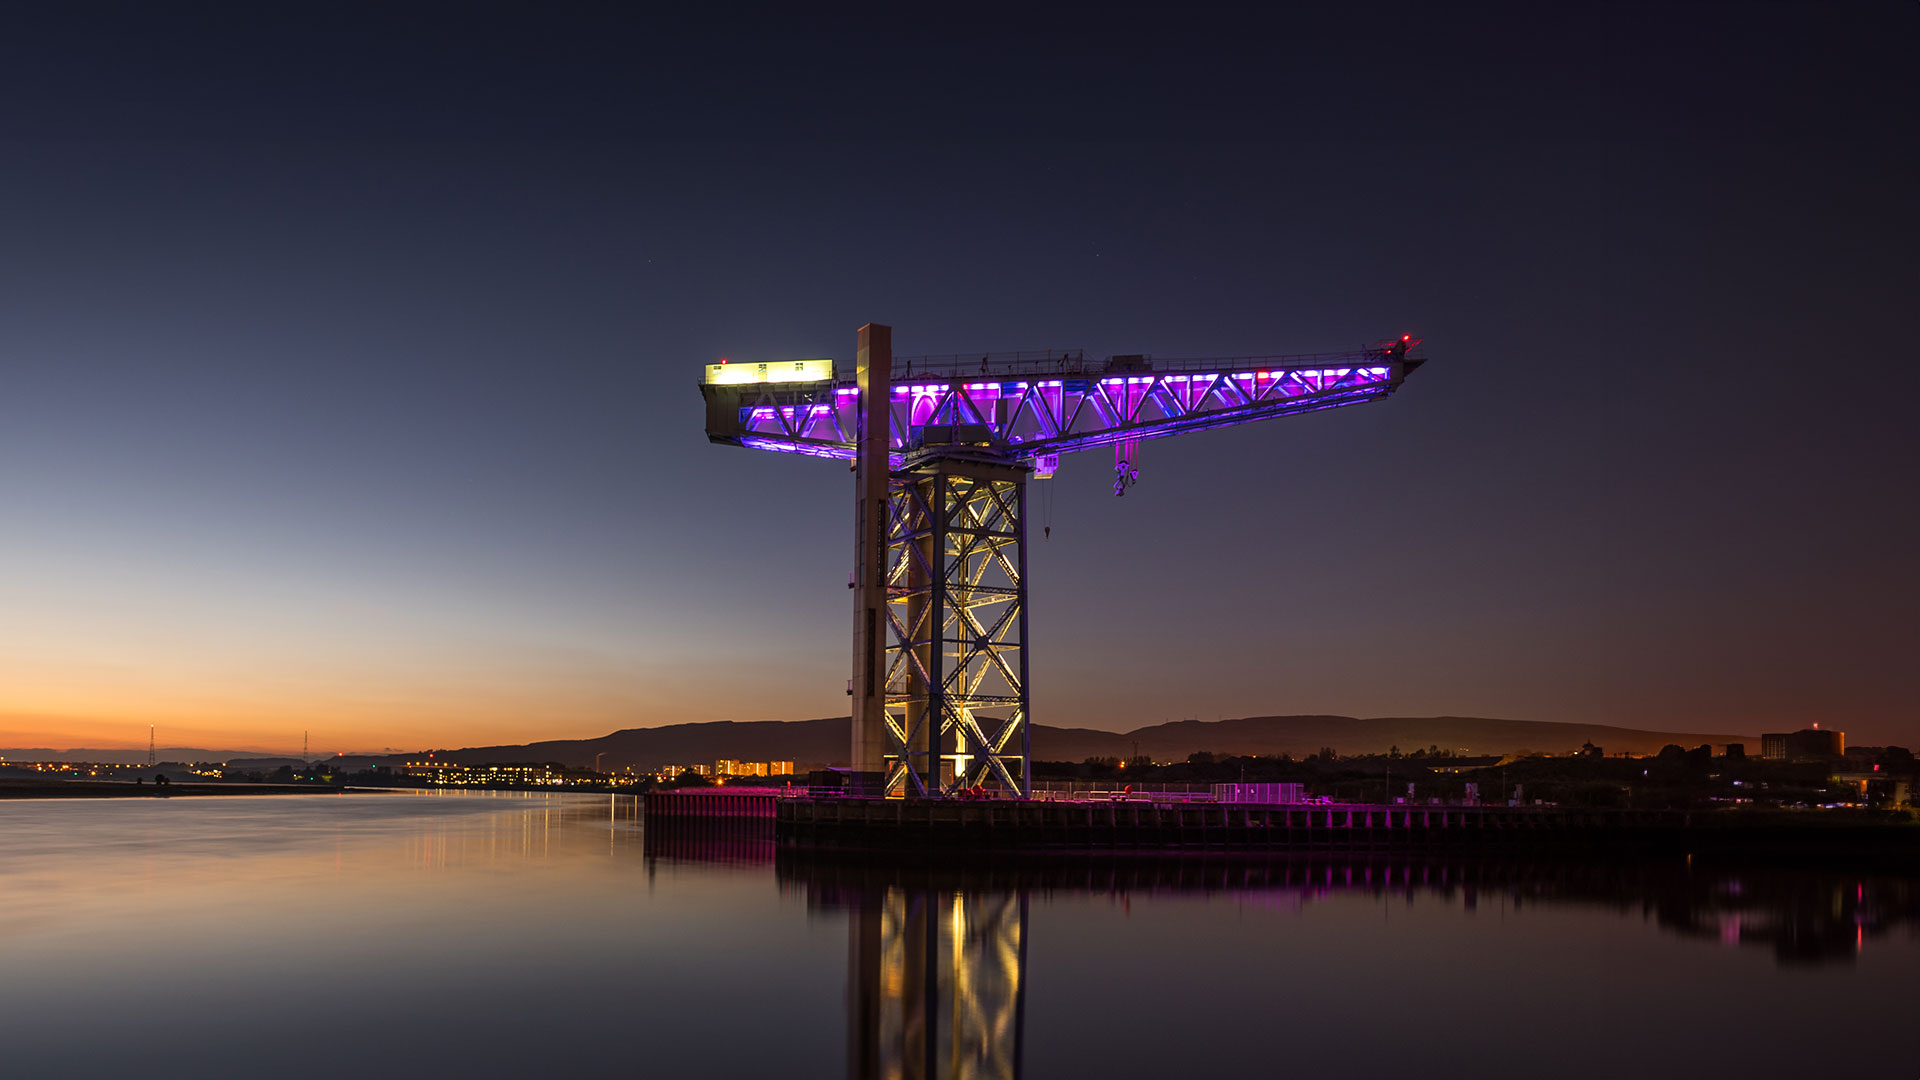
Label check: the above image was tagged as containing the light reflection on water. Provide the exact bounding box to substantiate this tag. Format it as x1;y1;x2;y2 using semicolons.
0;792;1914;1079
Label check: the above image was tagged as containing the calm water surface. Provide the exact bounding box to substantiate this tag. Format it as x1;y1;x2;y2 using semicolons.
2;792;1914;1079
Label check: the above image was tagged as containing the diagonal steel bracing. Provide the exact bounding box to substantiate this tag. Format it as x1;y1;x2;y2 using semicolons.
880;458;1031;798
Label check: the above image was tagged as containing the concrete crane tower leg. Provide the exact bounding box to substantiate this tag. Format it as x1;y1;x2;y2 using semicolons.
850;323;892;795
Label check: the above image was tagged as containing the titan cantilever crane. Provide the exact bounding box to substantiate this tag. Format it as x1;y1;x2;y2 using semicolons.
701;326;1426;799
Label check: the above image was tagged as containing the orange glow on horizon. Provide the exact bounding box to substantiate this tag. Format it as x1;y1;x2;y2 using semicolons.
0;677;776;756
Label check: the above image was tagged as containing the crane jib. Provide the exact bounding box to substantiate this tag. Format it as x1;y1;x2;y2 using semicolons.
702;340;1420;468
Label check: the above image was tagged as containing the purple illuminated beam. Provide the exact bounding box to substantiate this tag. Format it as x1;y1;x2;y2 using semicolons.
729;383;1395;461
732;436;903;469
708;346;1420;465
737;437;856;460
1005;386;1395;459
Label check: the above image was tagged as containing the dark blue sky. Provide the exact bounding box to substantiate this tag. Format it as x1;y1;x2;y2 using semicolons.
2;2;1914;752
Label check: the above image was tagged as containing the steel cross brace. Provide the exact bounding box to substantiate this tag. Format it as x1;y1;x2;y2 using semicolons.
879;458;1031;798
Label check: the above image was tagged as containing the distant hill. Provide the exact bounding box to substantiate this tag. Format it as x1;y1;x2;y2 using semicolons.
439;718;850;770
2;715;1757;772
0;746;276;765
1031;715;1757;763
429;714;1757;770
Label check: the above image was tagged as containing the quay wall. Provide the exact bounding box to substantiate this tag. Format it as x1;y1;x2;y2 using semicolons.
774;797;1920;856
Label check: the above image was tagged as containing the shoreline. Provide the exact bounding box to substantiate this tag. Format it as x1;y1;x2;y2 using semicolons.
0;779;352;799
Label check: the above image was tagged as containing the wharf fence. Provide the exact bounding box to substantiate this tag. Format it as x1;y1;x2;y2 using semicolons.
643;787;784;820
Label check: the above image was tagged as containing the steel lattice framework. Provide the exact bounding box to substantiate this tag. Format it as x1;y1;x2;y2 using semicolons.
701;326;1424;799
882;459;1029;797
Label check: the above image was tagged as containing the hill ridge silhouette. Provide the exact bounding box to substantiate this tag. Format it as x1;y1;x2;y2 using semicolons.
433;714;1759;770
4;716;1761;770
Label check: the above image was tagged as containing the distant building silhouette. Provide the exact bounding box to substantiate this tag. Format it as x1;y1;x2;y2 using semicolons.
1761;728;1844;761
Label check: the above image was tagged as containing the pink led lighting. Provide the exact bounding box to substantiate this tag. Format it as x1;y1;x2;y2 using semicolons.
722;347;1411;470
737;437;854;460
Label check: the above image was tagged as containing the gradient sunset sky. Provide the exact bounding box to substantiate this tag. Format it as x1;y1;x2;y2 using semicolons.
3;4;1914;754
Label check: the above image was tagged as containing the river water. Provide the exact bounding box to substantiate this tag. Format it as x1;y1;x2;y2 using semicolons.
1;791;1913;1079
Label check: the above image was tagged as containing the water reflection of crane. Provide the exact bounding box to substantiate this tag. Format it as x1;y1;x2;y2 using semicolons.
847;887;1027;1080
760;843;1920;1077
640;823;1030;1077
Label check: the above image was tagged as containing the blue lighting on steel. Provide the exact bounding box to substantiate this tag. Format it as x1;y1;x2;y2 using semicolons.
737;436;856;460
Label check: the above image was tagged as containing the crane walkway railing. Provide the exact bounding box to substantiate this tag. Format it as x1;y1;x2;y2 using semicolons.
889;350;1091;380
879;347;1402;383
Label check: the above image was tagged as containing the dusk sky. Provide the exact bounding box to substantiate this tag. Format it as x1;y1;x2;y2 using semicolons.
2;3;1914;754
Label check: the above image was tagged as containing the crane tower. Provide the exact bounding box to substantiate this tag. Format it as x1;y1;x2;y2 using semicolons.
701;325;1425;799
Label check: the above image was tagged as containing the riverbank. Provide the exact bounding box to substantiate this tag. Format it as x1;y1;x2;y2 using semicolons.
0;778;349;799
